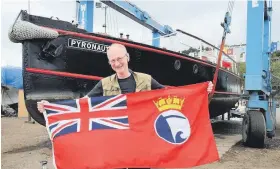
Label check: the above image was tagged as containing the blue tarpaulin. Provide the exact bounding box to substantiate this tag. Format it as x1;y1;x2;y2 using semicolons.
1;66;23;89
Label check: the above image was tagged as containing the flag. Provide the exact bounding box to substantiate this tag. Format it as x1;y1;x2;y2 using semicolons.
226;48;233;55
43;82;219;169
222;60;232;68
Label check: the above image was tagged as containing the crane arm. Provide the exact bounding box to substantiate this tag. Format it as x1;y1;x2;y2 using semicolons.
100;0;174;35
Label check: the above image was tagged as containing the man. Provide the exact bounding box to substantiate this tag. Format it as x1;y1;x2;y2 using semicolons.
85;43;166;97
37;43;213;169
38;43;213;112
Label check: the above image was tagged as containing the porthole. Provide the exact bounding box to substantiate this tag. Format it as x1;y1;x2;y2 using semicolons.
174;60;181;70
193;64;198;74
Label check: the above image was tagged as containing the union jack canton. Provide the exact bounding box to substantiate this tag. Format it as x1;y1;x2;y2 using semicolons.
43;94;129;140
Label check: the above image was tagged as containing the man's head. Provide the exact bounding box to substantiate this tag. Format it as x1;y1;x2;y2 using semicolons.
107;43;130;75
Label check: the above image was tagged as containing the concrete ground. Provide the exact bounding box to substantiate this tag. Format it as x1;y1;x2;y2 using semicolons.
1;109;280;169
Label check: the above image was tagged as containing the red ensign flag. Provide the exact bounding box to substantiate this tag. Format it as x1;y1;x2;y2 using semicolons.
43;82;219;169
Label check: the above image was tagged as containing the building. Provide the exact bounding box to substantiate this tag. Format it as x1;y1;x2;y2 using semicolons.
224;44;246;63
224;41;279;63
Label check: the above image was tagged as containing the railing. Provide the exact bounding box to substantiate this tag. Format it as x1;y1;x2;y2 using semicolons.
140;29;240;75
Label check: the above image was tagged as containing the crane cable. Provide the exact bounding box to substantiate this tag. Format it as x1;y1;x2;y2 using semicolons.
209;0;235;103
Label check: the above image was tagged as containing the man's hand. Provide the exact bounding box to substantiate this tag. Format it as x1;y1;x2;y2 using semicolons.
37;100;49;113
207;81;214;94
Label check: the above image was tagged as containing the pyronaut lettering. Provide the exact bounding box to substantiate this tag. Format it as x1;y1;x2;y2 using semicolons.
68;38;109;53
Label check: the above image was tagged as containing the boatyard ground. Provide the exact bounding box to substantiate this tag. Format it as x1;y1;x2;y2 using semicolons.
193;109;280;169
2;109;280;169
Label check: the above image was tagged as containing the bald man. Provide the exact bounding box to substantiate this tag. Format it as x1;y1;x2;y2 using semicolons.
37;43;165;112
86;43;165;97
37;43;213;111
86;43;213;97
37;43;213;169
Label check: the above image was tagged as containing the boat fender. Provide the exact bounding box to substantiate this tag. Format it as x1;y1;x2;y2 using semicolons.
8;19;59;43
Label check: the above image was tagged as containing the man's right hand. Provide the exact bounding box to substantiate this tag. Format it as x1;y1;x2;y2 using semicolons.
37;100;49;113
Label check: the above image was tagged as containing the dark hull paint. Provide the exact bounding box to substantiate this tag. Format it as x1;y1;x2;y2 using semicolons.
19;11;242;126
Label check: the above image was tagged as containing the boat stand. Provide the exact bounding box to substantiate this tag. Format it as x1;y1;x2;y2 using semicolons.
25;113;35;124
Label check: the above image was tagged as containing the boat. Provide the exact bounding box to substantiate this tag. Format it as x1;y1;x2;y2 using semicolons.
9;10;242;126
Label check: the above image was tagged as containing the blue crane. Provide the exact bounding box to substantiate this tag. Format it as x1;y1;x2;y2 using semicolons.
75;0;278;148
243;0;277;148
76;0;175;47
76;0;95;33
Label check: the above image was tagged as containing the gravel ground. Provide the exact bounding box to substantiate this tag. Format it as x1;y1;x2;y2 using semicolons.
1;117;53;169
193;109;280;169
1;109;280;169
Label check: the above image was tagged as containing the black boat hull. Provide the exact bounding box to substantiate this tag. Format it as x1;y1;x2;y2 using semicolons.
19;11;242;126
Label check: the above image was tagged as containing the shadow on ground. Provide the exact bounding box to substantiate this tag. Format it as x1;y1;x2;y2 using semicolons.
3;140;52;154
211;120;242;135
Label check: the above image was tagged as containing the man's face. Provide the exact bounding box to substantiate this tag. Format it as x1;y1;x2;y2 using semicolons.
107;47;129;74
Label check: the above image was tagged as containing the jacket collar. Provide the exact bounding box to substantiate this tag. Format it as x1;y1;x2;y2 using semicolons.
109;69;144;89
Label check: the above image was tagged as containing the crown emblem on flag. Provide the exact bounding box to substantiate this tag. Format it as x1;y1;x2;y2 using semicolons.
153;95;185;111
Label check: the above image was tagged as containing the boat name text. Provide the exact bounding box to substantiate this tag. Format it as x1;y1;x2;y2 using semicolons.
68;38;109;53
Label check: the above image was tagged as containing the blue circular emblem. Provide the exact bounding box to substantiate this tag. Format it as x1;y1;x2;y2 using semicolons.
154;110;191;144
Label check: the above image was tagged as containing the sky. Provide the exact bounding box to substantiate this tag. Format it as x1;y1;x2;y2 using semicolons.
1;0;280;67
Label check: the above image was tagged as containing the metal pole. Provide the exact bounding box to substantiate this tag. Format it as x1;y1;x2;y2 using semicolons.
104;6;107;33
41;161;48;169
28;0;30;13
26;1;34;124
75;1;80;24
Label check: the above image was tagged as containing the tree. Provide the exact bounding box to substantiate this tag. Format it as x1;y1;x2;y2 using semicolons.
181;47;199;55
204;47;212;51
238;51;280;98
238;50;280;79
238;62;246;84
271;50;280;78
272;50;280;58
271;61;280;77
271;61;280;99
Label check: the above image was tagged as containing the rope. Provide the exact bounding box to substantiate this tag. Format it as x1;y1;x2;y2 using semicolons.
227;0;235;16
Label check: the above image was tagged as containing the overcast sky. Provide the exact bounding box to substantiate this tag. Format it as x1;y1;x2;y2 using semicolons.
1;0;280;67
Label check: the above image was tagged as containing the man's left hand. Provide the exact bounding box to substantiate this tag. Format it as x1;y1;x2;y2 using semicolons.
207;81;214;94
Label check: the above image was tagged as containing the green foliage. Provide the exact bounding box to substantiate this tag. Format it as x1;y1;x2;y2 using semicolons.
271;51;280;79
238;51;280;81
237;62;246;83
272;50;280;58
181;47;199;55
271;61;280;77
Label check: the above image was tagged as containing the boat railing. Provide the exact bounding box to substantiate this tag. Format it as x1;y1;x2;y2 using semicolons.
141;29;240;76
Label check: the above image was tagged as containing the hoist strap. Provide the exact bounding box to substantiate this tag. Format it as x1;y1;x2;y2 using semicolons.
208;0;235;103
208;36;226;103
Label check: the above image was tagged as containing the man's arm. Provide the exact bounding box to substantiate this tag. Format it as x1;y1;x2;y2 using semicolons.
151;78;165;90
86;81;103;97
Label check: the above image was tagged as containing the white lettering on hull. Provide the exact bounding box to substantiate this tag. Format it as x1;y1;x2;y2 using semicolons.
68;38;109;53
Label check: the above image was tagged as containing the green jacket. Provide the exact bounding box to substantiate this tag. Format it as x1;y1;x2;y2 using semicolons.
101;71;152;96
